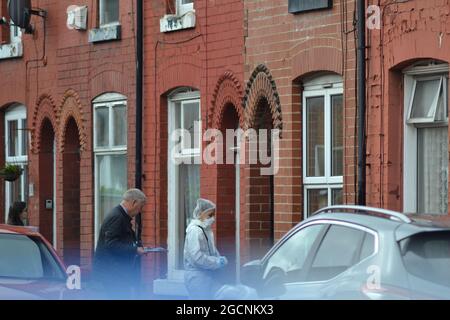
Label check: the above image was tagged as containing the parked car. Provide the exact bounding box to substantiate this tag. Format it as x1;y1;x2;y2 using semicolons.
220;206;450;300
0;224;71;300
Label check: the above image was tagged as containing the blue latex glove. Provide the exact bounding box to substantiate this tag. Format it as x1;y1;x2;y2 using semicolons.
218;256;228;268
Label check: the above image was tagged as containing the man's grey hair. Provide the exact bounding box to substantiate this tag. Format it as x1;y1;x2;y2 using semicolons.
123;189;147;203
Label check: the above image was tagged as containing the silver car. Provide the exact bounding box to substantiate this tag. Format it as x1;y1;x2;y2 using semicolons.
227;205;450;300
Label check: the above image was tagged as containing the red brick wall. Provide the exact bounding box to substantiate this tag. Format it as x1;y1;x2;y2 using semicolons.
244;0;357;242
366;0;450;213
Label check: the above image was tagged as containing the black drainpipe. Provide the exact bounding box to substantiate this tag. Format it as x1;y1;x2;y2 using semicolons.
135;0;143;244
357;0;366;206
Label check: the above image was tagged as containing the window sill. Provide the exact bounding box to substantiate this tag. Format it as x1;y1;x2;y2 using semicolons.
88;24;121;43
160;10;196;33
0;42;23;60
153;278;188;297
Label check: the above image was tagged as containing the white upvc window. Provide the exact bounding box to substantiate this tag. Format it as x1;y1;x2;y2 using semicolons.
178;0;194;16
99;0;119;27
0;22;22;59
93;93;128;242
4;105;28;223
403;63;449;215
168;89;201;280
302;75;344;218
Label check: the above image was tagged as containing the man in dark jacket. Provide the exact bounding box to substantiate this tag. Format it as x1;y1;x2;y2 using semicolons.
93;188;147;299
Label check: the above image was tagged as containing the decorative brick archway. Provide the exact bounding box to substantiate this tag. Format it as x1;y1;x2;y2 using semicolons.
59;89;87;153
243;65;283;260
57;89;86;267
209;71;245;130
243;64;282;132
31;94;58;154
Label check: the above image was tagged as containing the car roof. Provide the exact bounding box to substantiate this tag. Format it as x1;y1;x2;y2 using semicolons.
0;224;41;237
301;211;450;240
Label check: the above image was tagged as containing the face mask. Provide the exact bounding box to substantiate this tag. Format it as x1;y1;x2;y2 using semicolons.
204;217;215;228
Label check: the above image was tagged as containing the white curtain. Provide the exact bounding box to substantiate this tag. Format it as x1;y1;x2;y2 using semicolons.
417;126;449;214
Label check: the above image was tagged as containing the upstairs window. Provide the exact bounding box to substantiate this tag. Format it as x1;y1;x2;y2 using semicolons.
178;0;194;15
289;0;333;14
99;0;119;26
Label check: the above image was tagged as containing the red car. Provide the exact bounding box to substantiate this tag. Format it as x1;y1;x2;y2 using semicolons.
0;224;72;300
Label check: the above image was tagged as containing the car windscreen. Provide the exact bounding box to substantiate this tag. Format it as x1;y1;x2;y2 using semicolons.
400;231;450;287
0;233;66;281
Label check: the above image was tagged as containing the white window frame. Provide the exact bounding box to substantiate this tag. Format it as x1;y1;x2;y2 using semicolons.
99;0;120;27
4;104;28;223
302;75;344;218
403;63;449;214
167;89;201;281
93;93;127;243
10;25;22;43
178;0;194;16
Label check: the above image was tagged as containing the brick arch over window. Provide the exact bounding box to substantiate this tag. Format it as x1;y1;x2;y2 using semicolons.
31;94;58;154
243;64;282;132
59;89;87;153
291;45;343;79
157;57;202;96
209;71;245;129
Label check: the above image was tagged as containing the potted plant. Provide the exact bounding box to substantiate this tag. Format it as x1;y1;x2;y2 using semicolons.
0;164;23;182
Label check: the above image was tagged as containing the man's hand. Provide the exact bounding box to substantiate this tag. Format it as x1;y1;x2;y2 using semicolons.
137;247;146;256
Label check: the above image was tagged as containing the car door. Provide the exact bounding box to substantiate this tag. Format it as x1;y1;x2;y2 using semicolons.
279;222;375;300
259;223;327;299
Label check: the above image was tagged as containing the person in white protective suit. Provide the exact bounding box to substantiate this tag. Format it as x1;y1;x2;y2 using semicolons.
183;198;228;299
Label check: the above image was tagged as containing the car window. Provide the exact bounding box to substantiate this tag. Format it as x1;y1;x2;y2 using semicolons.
307;225;365;282
359;232;375;261
0;234;65;280
400;231;450;288
263;224;324;284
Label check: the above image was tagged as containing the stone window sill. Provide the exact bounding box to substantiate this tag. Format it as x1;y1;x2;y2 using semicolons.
160;10;196;33
89;24;121;43
0;42;23;60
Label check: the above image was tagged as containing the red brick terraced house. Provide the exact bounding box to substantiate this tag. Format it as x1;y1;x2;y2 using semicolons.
366;0;450;216
0;0;137;272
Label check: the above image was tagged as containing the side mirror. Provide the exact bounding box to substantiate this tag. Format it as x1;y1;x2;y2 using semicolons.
260;266;287;297
241;260;263;289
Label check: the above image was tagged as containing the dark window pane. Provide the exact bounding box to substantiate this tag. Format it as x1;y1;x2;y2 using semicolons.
112;104;127;147
183;101;200;151
331;189;343;205
97;154;127;226
264;224;324;283
95;107;109;148
360;233;375;261
307;96;325;177
400;231;450;288
100;0;119;25
289;0;332;14
308;225;364;281
21;119;27;156
331;95;343;177
411;79;440;119
307;189;328;216
8;120;18;157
